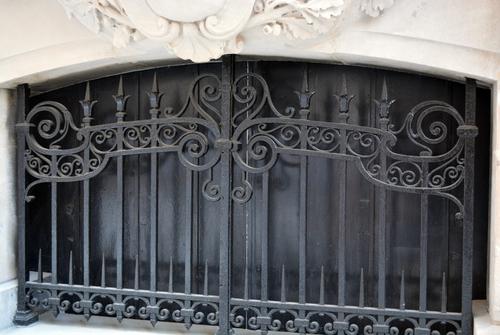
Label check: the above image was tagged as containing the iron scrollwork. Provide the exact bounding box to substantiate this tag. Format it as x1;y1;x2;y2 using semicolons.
24;69;466;213
24;74;224;201
25;284;219;328
21;64;473;335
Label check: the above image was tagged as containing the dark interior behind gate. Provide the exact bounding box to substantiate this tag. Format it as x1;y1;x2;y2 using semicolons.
20;58;490;335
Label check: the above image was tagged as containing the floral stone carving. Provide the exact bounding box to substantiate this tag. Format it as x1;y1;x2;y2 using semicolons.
58;0;395;63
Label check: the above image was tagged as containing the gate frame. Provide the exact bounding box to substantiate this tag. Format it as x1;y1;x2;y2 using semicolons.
13;56;478;335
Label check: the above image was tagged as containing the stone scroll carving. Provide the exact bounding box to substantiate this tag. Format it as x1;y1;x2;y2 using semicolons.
58;0;395;63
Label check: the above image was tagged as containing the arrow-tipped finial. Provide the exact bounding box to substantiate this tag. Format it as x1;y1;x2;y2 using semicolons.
381;77;388;101
117;76;124;97
280;264;286;302
80;81;97;122
114;76;130;116
375;77;395;126
134;254;139;290
168;256;173;292
441;272;447;312
84;81;91;101
302;66;309;93
38;248;43;283
336;74;354;117
359;267;364;307
68;250;73;285
400;270;405;310
101;253;106;287
152;72;159;93
204;260;209;296
341;74;348;96
319;265;325;305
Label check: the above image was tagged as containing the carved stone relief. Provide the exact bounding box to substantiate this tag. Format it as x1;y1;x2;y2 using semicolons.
58;0;395;62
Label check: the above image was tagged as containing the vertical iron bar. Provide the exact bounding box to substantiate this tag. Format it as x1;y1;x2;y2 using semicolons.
297;65;312;334
298;65;311;310
375;78;393;323
338;160;346;305
148;72;160;325
336;75;352;323
193;66;200;295
50;157;57;284
337;78;349;307
117;146;124;288
82;154;90;318
260;171;269;334
461;78;477;334
79;82;94;320
261;171;269;301
299;153;307;306
14;84;38;325
116;128;124;319
244;61;252;301
113;76;129;321
377;141;387;310
185;168;193;328
83;175;90;288
419;162;429;327
217;54;234;335
150;153;157;288
50;154;58;317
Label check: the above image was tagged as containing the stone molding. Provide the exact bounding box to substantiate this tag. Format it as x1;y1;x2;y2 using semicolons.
57;0;395;62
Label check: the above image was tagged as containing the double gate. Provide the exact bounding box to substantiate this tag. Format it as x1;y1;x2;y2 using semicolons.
15;56;477;335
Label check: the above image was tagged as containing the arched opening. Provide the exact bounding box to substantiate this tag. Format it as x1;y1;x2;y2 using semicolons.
18;57;490;334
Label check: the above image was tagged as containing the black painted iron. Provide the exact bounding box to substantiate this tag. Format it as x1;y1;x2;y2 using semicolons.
14;57;477;335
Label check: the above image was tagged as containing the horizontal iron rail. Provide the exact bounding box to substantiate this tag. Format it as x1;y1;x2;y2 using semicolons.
25;282;220;303
230;298;462;321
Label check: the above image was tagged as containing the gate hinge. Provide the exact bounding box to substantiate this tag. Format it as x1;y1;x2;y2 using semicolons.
215;139;239;152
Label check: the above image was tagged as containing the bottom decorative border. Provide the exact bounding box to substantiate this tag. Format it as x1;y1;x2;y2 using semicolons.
229;299;463;335
24;283;462;335
25;282;219;328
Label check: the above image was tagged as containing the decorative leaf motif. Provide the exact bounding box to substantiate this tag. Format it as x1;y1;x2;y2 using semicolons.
58;0;395;62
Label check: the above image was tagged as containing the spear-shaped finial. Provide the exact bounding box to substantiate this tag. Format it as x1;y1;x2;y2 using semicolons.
134;255;139;290
204;260;209;296
38;248;43;283
319;265;325;305
101;253;106;287
334;74;355;121
84;81;91;101
113;76;130;120
400;270;405;310
374;77;395;129
359;268;364;308
441;272;447;313
68;250;73;285
294;66;315;115
79;81;97;125
148;72;163;114
341;73;348;96
280;264;286;302
168;256;173;292
302;65;309;93
116;76;124;96
383;77;389;98
152;72;159;93
244;262;249;300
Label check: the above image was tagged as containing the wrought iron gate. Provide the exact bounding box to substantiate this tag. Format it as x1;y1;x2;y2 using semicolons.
15;56;478;335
